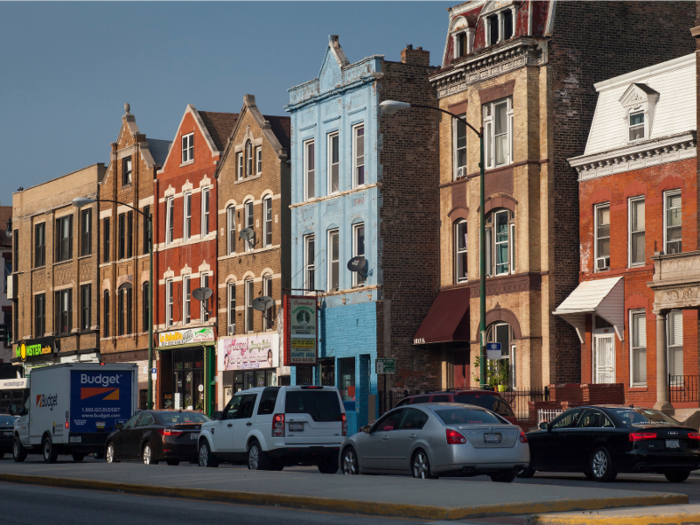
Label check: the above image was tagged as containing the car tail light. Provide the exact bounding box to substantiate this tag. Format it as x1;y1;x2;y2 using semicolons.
446;429;467;445
688;433;700;440
519;431;527;443
342;413;347;437
158;429;183;437
65;421;69;429
629;432;657;442
273;414;285;437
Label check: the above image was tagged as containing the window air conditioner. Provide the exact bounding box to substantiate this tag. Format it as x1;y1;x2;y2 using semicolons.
457;166;467;179
596;257;610;271
228;324;235;335
667;241;682;255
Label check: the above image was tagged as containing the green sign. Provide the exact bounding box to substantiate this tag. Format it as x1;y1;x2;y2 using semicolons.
376;358;396;374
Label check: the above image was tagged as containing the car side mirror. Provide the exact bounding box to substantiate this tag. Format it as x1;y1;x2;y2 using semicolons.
362;425;371;434
539;422;549;431
115;423;123;430
213;411;223;421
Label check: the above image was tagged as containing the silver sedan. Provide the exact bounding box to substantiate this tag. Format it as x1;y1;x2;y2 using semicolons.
339;403;530;481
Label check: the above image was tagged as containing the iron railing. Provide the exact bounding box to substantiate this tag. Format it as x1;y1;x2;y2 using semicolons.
668;375;699;403
501;388;550;420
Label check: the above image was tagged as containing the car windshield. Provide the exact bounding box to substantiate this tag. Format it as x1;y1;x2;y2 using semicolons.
453;394;515;417
157;412;210;424
0;415;14;426
435;408;503;425
285;391;342;422
612;408;680;426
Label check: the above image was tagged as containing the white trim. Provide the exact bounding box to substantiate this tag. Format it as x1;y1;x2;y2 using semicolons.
628;196;645;268
327;131;340;195
327;229;339;292
201;186;210;238
304;234;315;294
183;191;192;241
183;275;191;325
263;196;272;248
182;132;194;164
304;139;315;201
594;202;610;273
352;223;366;287
663;189;682;255
352;123;365;189
629;309;647;387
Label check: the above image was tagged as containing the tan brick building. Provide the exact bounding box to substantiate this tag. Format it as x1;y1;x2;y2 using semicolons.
10;164;106;375
215;95;290;408
99;104;171;408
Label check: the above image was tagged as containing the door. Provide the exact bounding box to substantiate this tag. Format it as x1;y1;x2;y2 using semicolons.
112;412;140;458
539;408;583;471
232;394;258;453
572;409;611;471
214;395;241;452
594;334;615;384
360;409;403;471
123;412;150;458
388;408;429;472
134;412;156;458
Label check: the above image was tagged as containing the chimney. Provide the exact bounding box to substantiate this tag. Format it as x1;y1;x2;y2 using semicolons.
401;45;430;66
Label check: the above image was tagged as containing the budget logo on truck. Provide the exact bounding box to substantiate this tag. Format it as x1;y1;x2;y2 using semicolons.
70;370;132;433
80;373;121;401
36;393;58;409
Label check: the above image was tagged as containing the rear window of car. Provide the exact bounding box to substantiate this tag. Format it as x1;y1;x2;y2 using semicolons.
412;396;431;404
454;394;514;417
157;412;210;424
285;390;342;422
612;408;680;426
257;387;280;415
435;408;502;425
431;395;450;402
0;415;14;426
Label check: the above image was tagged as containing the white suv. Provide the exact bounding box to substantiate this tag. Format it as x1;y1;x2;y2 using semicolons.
197;385;347;473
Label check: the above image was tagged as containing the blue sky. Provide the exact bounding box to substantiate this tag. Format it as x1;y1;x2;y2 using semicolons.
0;1;452;207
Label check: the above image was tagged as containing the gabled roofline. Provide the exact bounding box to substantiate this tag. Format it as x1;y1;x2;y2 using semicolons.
157;104;221;173
594;53;695;92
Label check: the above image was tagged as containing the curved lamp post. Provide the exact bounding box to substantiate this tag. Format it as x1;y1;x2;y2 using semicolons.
380;100;487;389
73;197;154;409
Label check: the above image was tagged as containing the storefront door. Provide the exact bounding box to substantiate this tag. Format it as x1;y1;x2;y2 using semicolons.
594;334;615;384
172;348;205;410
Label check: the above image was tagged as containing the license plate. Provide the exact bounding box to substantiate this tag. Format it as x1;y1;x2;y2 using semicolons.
3;431;12;436
484;433;502;444
289;423;304;432
190;433;199;440
69;436;82;443
667;439;680;449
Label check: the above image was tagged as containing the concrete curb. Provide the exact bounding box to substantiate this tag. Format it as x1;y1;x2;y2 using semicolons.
0;473;689;521
527;504;700;525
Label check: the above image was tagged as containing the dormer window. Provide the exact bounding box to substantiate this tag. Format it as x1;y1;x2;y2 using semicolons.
484;6;517;47
456;32;467;58
502;10;513;40
629;111;644;141
488;15;499;45
450;16;473;60
619;82;659;144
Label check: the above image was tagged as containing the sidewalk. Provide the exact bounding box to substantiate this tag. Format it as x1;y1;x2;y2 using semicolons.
528;504;700;525
0;460;688;520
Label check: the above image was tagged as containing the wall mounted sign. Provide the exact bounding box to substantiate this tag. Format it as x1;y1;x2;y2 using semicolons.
158;327;215;348
218;334;280;371
15;337;58;362
283;296;318;366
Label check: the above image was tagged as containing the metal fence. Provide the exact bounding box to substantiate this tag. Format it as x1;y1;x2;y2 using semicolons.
501;387;550;421
668;375;699;403
537;408;563;424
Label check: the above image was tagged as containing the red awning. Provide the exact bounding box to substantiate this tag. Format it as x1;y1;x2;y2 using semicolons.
413;287;470;345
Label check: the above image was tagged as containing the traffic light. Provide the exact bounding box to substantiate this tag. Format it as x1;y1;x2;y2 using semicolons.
0;324;8;345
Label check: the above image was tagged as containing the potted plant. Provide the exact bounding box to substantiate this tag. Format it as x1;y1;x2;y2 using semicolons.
496;361;510;392
472;356;501;390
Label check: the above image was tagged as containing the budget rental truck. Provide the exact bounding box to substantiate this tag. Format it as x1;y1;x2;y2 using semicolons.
13;363;138;463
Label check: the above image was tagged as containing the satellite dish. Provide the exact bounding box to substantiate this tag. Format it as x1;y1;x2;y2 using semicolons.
239;227;255;242
252;296;275;312
192;287;213;302
347;256;367;272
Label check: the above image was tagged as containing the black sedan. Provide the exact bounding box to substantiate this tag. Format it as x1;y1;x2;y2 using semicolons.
518;405;700;482
105;410;209;466
0;414;15;459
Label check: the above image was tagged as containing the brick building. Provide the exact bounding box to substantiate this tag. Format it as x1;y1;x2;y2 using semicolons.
99;104;170;409
286;36;439;432
559;54;696;409
422;0;695;393
0;205;12;372
215;95;290;410
10;164;106;375
153;104;237;413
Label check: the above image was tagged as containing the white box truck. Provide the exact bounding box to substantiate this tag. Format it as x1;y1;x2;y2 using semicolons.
13;363;138;463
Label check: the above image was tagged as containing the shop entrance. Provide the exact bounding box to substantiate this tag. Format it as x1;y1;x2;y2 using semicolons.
172;348;205;411
223;369;277;400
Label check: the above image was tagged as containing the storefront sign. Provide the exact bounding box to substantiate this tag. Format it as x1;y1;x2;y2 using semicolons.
14;337;58;362
219;334;280;371
375;358;396;374
0;378;29;389
158;327;215;348
283;296;318;365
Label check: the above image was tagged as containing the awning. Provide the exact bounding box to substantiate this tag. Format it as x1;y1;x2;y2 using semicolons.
413;287;470;345
553;276;624;343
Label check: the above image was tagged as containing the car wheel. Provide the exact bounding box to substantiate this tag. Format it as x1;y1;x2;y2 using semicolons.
13;438;27;463
72;453;85;462
198;440;218;468
515;467;535;479
589;447;616;482
412;450;437;479
318;456;339;474
105;442;119;464
142;443;158;465
342;447;360;475
665;470;690;483
247;440;270;470
166;459;180;466
42;435;58;464
490;471;516;483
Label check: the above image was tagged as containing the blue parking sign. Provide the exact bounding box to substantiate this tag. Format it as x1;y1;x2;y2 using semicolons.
486;342;502;360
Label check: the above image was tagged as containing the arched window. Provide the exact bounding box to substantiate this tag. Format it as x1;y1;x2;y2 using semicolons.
142;282;150;333
486;322;516;388
484;209;515;277
103;290;110;337
263;196;272;247
227;205;236;254
454;220;468;283
262;273;274;331
244;200;254;252
245;141;253;177
227;281;236;335
117;283;132;336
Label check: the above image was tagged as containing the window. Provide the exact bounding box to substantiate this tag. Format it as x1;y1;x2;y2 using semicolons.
454;220;467;283
142;206;150;255
486;322;516;388
117;284;132;336
80;208;91;256
256;146;262;174
13;230;19;271
338;357;356;402
127;211;133;258
353;224;366;286
263;274;273;331
328;132;339;194
245;200;254;252
484;210;514;277
183;276;191;324
55;215;73;262
182;133;194;163
594;204;610;271
166;197;174;245
201;273;210;322
237;153;243;180
454;118;467;179
488;15;499;45
304;235;315;292
668;310;683;379
122;157;132;186
245;279;254;333
455;32;467;58
263;197;272;247
183;191;192;241
245;141;253;177
80;284;91;331
502;9;513;40
227;205;236;254
118;213;126;259
35;293;45;338
142;282;149;332
103;217;110;263
483;97;513;168
630;310;646;386
328;230;339;291
353;125;365;187
227;282;236;335
629;111;644;141
304;140;315;200
201;187;210;237
103;291;110;337
34;223;45;268
664;191;682;254
165;279;173;328
55;289;72;335
629;198;645;266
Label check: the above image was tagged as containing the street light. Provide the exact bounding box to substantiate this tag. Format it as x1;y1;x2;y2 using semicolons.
380;100;488;389
73;196;154;409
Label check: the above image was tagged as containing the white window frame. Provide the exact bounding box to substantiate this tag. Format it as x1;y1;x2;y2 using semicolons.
200;273;211;322
245;279;254;333
304;234;315;294
453;117;467;180
328;229;339;292
182;133;194;163
628;110;645;142
304;139;315;201
628;196;645;268
454;220;467;283
352;124;365;188
629;309;647;387
245;141;253;177
256;146;262;175
165;279;174;327
483;97;513;169
327;131;340;195
353;223;366;287
226;205;236;254
237;153;243;180
663;190;682;255
262;274;273;331
201;187;210;237
166;197;174;246
183;276;191;325
594;203;611;272
244;200;254;252
263;197;272;248
227;282;236;335
183;191;192;241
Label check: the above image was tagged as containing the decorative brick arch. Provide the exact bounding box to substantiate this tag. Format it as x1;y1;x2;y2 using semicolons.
485;306;522;340
479;194;517;215
448;206;469;222
658;174;685;194
589;188;613;206
625;293;648;311
623;181;647;200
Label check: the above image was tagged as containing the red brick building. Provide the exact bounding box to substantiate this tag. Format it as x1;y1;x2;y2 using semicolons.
559;54;697;409
153;105;237;413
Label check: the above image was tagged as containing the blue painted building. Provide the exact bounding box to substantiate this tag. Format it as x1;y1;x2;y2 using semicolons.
286;36;440;434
